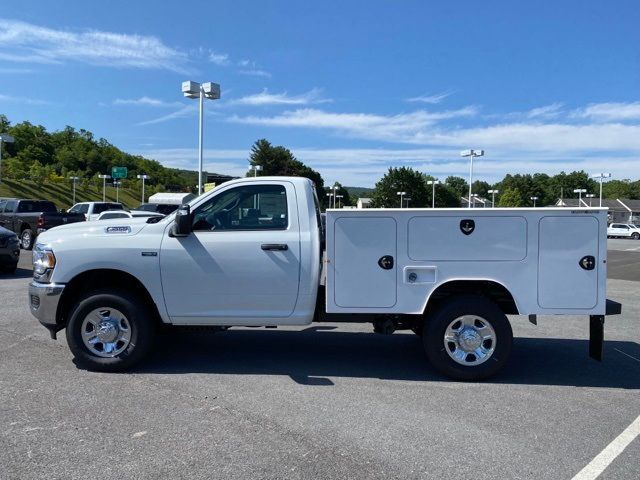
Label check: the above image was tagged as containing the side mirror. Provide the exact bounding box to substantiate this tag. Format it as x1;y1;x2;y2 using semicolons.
171;204;192;237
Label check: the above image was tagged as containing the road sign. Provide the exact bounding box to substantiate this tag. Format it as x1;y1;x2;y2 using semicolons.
204;182;216;192
111;166;128;179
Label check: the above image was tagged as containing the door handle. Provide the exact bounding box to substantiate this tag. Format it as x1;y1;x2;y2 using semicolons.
261;244;288;251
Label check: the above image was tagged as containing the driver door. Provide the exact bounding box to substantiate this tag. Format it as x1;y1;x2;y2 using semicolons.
159;181;301;324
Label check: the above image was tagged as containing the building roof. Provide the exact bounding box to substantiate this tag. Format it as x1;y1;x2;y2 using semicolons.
554;198;636;210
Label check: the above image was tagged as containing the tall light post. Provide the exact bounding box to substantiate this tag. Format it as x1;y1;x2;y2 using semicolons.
530;196;538;207
98;174;111;202
488;189;499;207
250;165;263;177
113;180;122;203
426;179;440;208
0;133;15;184
69;176;79;204
397;191;406;208
585;193;595;207
404;197;411;208
335;194;343;208
573;188;586;206
137;174;149;203
460;149;484;208
182;81;221;195
332;185;339;208
326;192;334;208
471;193;479;208
590;173;611;207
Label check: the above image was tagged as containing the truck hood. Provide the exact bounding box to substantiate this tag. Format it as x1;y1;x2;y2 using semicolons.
36;218;152;246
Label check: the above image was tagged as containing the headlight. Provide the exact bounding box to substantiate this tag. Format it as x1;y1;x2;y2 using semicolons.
33;244;56;282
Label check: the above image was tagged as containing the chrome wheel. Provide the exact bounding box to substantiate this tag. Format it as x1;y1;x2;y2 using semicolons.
81;308;132;358
443;315;496;366
21;230;32;249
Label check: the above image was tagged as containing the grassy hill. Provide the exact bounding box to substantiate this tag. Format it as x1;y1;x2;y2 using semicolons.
0;179;144;210
345;186;374;198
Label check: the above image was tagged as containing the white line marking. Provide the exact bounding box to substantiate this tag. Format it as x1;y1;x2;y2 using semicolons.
615;348;640;363
572;414;640;480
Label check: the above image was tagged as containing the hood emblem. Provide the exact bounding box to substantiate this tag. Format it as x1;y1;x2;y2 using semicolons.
105;226;131;234
460;219;475;235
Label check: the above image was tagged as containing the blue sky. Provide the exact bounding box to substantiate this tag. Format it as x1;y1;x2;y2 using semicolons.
1;0;639;186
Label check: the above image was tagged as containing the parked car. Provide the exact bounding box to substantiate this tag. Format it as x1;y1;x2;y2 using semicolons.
96;210;164;220
68;202;125;221
607;223;640;239
133;203;179;215
28;176;620;380
0;225;20;273
0;199;86;250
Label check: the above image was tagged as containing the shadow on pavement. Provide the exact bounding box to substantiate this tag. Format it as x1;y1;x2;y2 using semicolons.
138;327;640;389
0;267;33;279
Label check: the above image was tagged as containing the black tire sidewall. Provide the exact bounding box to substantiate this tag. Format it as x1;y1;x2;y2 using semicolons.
66;290;154;372
423;295;513;381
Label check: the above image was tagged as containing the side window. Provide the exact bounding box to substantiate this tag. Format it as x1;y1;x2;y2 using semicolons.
0;200;5;212
78;204;89;214
192;184;288;232
4;201;16;213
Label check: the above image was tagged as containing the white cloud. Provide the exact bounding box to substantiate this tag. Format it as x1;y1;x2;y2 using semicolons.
209;51;230;66
571;102;640;122
0;18;189;72
526;103;563;119
137;105;198;125
406;91;453;104
229;107;478;142
231;88;331;106
238;68;272;78
113;96;182;108
0;93;52;105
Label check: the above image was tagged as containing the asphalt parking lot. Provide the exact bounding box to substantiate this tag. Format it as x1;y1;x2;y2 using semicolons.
1;244;639;479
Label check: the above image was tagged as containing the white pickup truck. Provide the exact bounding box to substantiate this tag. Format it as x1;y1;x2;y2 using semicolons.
28;177;621;380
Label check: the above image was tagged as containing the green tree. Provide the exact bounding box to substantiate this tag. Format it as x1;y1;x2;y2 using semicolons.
497;187;523;207
371;167;429;208
602;179;637;199
246;138;325;195
444;176;468;199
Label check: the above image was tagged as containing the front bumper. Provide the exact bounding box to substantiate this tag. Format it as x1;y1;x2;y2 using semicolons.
28;281;65;327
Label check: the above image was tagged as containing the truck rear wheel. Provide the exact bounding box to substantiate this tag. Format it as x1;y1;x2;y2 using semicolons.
66;289;155;372
423;295;513;381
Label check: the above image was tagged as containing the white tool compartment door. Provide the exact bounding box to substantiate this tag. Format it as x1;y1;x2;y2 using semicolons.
538;216;599;309
334;216;397;308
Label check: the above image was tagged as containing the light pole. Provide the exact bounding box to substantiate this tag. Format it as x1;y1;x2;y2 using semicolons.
113;180;122;203
488;189;499;207
460;149;484;208
573;188;586;206
335;194;343;208
0;133;15;184
530;196;538;207
69;176;79;204
332;185;339;208
404;197;411;208
326;192;334;208
137;174;149;203
182;80;221;195
250;165;263;177
590;173;611;207
471;193;479;208
585;193;595;207
397;191;406;208
426;179;440;208
98;174;111;202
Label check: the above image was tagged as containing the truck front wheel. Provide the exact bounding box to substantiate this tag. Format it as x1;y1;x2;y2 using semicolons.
423;295;513;381
21;229;34;250
66;289;155;372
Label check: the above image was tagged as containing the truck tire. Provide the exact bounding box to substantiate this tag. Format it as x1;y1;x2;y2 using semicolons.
66;289;156;372
423;295;513;381
632;232;639;240
21;229;34;250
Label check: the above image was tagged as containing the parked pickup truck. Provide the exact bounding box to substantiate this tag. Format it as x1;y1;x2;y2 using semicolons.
607;223;640;239
68;201;125;221
28;177;621;380
0;199;85;250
